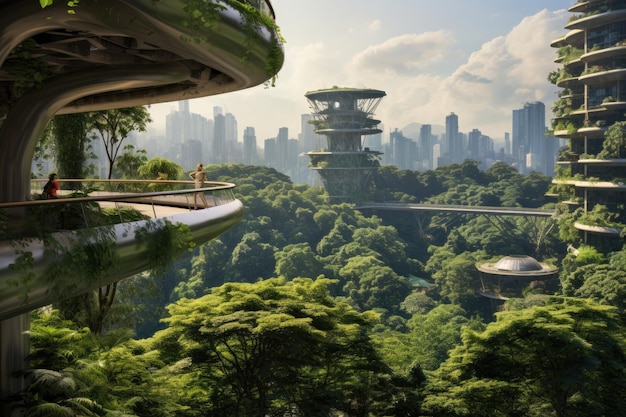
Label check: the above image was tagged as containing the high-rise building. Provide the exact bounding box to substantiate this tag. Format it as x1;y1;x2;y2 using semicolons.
300;114;318;153
420;124;433;170
212;113;226;164
305;87;385;202
504;132;511;156
165;100;210;167
550;1;626;252
468;128;482;160
243;126;258;165
512;102;554;175
264;137;277;169
0;0;284;409
445;112;461;163
390;128;416;170
276;127;289;172
225;112;238;162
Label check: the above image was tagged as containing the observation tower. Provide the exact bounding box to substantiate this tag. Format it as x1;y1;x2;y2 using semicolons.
549;0;626;252
305;87;385;202
0;0;283;412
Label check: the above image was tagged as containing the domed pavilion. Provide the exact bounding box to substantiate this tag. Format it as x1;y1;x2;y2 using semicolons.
477;255;558;310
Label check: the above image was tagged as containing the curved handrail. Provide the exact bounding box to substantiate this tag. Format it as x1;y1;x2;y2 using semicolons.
0;179;240;240
0;179;245;320
0;179;237;208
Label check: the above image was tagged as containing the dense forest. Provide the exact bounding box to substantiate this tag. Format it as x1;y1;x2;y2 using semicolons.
12;161;626;417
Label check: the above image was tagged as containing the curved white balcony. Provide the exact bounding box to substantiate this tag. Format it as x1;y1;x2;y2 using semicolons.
566;9;626;31
574;222;623;235
579;68;626;84
569;2;590;13
581;45;626;63
0;180;244;321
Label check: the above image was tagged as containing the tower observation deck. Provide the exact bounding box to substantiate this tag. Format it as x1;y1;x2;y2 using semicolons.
305;88;386;202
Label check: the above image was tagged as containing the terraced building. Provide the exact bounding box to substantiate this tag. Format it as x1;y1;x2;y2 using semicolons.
305;88;385;202
0;0;283;412
550;0;626;252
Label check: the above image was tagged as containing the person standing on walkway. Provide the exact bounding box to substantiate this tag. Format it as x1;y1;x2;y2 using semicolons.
189;163;208;209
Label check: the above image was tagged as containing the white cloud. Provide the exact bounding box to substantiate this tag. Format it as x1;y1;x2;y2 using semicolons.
148;8;571;144
368;19;382;31
371;9;569;138
350;31;456;75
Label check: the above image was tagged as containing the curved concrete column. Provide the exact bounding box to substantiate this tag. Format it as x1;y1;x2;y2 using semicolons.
0;62;189;203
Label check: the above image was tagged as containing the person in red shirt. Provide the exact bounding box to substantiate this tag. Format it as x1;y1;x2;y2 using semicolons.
44;173;59;199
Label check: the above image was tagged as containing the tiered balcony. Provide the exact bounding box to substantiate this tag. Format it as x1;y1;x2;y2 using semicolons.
0;179;244;321
565;9;626;31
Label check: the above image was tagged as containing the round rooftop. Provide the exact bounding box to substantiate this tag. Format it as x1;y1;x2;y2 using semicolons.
305;88;386;101
477;255;558;277
494;255;543;271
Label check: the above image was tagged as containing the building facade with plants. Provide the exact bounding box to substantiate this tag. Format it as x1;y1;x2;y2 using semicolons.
0;0;284;414
549;0;626;252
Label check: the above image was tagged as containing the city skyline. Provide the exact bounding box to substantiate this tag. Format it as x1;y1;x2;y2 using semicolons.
146;0;572;143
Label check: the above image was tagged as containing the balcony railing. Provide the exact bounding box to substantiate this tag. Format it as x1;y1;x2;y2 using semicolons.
0;179;238;235
0;179;244;320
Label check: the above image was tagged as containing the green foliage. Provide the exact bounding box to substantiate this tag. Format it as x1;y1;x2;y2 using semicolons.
152;277;390;416
274;242;324;280
137;157;184;181
88;107;152;179
134;219;195;276
426;249;485;307
51;113;93;179
115;145;148;179
426;297;626;417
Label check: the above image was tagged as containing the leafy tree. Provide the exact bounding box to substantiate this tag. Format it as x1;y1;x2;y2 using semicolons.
400;292;437;315
425;298;626;417
274;242;324;280
228;231;276;282
137;157;184;181
352;225;421;276
339;255;412;313
406;304;475;371
426;249;485;307
152;278;389;417
115;144;148;179
88;106;152;179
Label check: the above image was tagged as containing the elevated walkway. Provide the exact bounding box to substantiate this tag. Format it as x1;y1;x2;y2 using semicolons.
0;180;243;321
356;202;555;217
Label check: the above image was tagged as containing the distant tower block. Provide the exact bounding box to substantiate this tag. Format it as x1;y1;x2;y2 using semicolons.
305;87;386;202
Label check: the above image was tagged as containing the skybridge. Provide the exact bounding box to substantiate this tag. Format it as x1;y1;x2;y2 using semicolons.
356;202;555;217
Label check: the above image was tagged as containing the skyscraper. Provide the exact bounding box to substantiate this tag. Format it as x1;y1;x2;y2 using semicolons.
468;128;482;160
445;112;461;164
243;126;257;165
512;102;549;174
419;124;433;170
225;112;238;162
212;113;226;164
276;127;289;172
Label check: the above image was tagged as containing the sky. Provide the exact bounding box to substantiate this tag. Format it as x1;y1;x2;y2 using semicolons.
147;0;574;144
